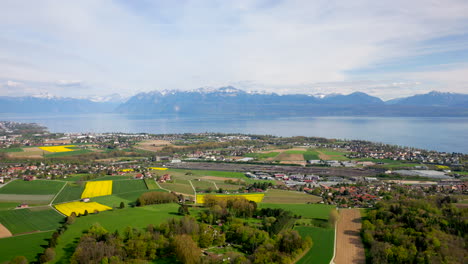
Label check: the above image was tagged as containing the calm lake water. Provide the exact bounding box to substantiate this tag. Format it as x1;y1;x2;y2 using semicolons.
1;113;467;153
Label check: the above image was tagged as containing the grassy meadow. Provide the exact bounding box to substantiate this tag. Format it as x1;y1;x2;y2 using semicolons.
0;231;54;263
52;203;182;264
0;207;63;234
0;180;65;195
295;226;335;264
262;189;322;204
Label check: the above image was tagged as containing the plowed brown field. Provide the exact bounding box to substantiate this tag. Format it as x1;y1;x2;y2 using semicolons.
334;209;365;264
0;223;12;238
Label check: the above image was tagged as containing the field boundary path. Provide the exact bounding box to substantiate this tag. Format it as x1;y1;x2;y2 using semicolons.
0;179;17;189
188;180;196;196
333;209;365;264
49;182;67;205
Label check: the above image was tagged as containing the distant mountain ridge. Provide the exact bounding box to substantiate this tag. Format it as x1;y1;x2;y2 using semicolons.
1;87;468;116
0;96;118;113
386;91;468;107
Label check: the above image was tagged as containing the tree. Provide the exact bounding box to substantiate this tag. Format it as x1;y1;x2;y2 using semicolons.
173;234;201;264
39;248;55;263
66;213;76;225
178;204;190;215
329;209;339;226
9;256;28;264
119;201;125;209
84;210;88;216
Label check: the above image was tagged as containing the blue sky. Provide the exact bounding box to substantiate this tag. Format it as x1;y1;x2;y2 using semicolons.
1;0;468;100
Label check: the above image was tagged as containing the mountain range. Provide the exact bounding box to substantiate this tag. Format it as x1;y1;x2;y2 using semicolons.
1;87;468;116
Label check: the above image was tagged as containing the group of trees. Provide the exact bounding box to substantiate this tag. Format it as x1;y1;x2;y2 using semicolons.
136;191;179;206
69;195;312;264
361;196;468;264
200;195;258;222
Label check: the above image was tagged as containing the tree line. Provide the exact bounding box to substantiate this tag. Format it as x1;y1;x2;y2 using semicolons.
361;196;468;263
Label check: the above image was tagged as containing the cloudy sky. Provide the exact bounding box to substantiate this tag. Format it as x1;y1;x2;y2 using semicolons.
1;0;468;100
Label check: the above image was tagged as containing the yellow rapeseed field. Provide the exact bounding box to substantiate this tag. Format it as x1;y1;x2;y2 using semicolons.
55;201;112;216
121;169;134;172
81;181;112;198
148;167;168;171
196;193;265;204
39;145;76;152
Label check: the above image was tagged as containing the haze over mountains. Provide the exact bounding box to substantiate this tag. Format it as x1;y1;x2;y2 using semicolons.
1;87;468;116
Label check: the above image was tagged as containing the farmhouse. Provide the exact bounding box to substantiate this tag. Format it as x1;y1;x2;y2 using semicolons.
158;174;171;183
23;175;36;181
134;174;144;179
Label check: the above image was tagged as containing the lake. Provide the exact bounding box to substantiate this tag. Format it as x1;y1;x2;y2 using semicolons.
1;113;467;153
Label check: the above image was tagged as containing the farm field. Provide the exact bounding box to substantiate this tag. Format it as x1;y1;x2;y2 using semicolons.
0;180;64;195
39;145;76;152
191;179;217;191
334;209;365;264
0;231;54;263
112;179;147;194
55;201;112;216
262;189;322;204
44;149;92;158
144;178;160;189
196;193;265;204
295;226;335;264
52;183;84;204
167;169;246;180
90;175;134;181
81;180;112;198
0;194;53;204
159;179;194;195
0;207;63;234
0;202;19;210
316;148;349;161
259;203;334;219
0;147;23;153
209;179;244;190
244;152;279;159
302;150;320;160
52;203;181;263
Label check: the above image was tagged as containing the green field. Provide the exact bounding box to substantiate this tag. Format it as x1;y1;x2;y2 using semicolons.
52;183;84;204
295;226;334;264
90;175;133;181
92;195;132;208
262;189;322;204
0;231;54;263
167;169;246;179
52;203;182;263
316;149;349;161
303;150;320;160
0;202;19;210
44;149;92;158
0;180;64;195
284;150;306;154
318;149;347;156
191;179;217;191
112;179;148;194
62;174;92;181
0;194;53;204
259;203;334;219
208;179;243;191
244;152;279;159
0;207;63;234
159;179;194;195
144;178;160;189
0;147;23;153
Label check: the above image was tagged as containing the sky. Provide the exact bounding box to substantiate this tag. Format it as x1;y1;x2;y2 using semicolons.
1;0;468;100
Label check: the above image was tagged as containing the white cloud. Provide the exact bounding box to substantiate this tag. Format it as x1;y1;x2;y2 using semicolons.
56;80;82;87
0;0;467;98
6;80;21;87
